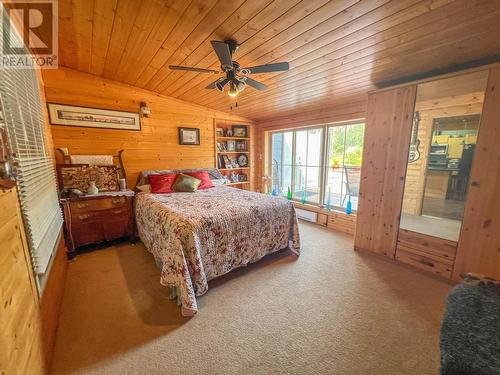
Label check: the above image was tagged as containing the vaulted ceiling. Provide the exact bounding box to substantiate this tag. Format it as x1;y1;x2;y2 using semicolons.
58;0;500;122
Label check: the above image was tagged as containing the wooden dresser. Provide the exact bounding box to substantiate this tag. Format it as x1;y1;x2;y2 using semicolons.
61;192;135;258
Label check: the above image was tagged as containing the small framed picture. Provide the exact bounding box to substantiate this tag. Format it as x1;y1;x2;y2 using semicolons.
179;127;200;145
238;174;247;182
232;125;247;137
236;141;246;151
216;127;224;137
227;140;236;151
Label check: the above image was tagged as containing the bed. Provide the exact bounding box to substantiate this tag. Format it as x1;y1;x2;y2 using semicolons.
135;169;301;316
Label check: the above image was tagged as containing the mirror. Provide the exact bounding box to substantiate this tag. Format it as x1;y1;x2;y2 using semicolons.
400;71;488;241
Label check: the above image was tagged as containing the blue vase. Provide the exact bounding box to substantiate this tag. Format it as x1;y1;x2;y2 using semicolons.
326;188;332;210
346;196;352;215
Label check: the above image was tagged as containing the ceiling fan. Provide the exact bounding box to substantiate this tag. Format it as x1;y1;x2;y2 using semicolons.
168;40;289;97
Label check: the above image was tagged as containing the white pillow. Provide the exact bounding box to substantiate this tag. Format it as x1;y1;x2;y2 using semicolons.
212;179;226;186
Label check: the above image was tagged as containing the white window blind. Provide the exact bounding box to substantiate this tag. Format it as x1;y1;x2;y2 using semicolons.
0;13;63;275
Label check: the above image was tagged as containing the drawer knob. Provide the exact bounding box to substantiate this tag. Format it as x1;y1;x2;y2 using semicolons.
77;202;89;209
78;214;91;220
112;198;123;205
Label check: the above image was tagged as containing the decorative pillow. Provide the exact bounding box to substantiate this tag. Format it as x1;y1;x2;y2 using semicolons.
136;184;151;193
172;173;202;192
212;179;226;186
137;168;223;186
149;173;177;193
184;171;214;189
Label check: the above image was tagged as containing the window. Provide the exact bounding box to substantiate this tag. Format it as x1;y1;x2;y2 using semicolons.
324;123;364;210
0;14;63;281
270;122;364;210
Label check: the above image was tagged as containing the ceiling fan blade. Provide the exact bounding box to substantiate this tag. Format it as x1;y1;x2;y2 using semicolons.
245;62;289;74
211;41;233;70
169;65;220;74
245;77;267;91
206;78;229;90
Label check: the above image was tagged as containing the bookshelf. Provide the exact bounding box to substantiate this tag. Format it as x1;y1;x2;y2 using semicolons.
214;120;252;190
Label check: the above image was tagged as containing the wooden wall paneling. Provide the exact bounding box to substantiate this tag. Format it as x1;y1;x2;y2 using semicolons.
257;99;367;130
38;66;68;372
453;67;500;281
40;234;67;371
291;202;357;235
0;188;44;375
327;211;356;236
354;86;417;258
42;67;253;188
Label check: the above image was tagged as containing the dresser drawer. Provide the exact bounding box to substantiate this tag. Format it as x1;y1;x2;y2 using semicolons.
395;248;453;279
69;196;127;213
397;229;457;260
71;207;129;223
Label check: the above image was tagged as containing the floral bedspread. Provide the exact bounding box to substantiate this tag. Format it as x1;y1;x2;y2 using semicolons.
135;186;301;316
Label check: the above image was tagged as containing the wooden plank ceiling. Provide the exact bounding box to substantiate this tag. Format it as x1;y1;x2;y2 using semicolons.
58;0;500;122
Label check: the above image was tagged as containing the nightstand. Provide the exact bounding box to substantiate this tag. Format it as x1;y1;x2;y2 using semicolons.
60;191;135;258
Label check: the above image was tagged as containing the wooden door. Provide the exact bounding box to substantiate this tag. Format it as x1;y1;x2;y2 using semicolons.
354;86;417;258
0;187;45;375
453;67;500;281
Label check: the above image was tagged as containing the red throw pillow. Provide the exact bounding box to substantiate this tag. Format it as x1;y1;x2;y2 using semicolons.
149;173;177;193
185;171;214;190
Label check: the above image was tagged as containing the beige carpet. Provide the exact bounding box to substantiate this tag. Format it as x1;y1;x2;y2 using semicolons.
51;222;453;375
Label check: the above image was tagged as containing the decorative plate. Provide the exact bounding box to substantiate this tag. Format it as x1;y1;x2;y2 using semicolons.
237;154;248;167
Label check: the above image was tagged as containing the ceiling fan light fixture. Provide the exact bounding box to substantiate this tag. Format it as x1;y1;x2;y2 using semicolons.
236;80;246;92
215;79;225;92
171;40;290;96
227;81;239;97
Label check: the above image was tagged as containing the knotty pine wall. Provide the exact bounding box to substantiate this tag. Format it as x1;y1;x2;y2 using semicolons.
42;68;253;188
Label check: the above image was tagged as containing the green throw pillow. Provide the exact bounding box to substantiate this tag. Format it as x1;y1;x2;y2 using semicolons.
172;173;202;192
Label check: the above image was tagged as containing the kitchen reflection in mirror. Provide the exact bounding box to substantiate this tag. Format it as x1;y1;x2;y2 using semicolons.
400;71;488;241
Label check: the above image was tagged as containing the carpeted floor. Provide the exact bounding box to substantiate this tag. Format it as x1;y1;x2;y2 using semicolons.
51;222;453;375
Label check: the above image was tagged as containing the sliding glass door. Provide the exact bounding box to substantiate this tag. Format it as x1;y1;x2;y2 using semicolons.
270;121;364;210
324;123;364;210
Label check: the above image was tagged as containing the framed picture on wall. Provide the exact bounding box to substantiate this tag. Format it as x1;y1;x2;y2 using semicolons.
179;127;200;145
47;103;141;131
